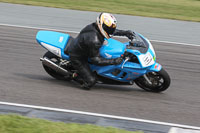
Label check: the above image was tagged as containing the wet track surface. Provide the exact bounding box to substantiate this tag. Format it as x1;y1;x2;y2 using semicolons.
0;25;200;127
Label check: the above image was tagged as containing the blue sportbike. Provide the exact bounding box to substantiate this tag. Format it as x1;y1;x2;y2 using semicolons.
36;30;170;92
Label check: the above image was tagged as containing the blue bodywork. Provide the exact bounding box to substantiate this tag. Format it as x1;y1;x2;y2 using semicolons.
36;31;70;60
100;39;126;59
36;30;162;83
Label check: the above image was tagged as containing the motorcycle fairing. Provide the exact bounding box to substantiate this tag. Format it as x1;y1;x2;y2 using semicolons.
91;61;162;82
90;63;147;82
36;31;70;59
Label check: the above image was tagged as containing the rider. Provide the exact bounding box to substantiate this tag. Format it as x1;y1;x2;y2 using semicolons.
66;12;135;90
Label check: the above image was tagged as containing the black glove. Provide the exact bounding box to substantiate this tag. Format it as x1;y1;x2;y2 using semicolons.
125;30;135;40
112;57;123;65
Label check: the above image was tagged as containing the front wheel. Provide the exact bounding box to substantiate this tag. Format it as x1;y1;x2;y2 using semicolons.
135;68;170;93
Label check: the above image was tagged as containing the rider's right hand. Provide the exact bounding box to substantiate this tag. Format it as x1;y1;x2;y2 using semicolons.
125;30;135;40
113;57;123;65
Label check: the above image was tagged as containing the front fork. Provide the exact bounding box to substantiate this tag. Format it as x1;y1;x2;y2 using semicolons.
142;62;162;85
143;74;152;85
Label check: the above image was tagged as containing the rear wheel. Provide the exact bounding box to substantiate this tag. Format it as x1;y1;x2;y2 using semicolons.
42;51;71;80
135;68;170;92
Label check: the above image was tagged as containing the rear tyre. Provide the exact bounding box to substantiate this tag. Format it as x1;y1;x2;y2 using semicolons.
42;51;71;81
135;68;170;93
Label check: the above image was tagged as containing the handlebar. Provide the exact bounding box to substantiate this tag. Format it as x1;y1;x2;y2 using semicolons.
129;39;146;48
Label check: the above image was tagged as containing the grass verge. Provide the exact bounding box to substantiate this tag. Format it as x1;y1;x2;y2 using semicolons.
0;114;143;133
0;0;200;22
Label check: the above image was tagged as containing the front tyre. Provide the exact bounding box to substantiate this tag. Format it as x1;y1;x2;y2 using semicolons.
135;68;170;93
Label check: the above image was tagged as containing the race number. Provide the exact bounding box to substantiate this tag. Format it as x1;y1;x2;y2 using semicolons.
139;52;154;67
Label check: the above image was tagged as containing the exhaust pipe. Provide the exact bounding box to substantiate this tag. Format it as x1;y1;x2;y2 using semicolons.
40;57;71;76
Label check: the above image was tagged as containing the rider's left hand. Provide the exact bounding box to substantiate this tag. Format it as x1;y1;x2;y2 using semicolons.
113;57;123;65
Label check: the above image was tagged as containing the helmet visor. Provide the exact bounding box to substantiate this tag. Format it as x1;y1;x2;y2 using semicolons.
102;23;116;35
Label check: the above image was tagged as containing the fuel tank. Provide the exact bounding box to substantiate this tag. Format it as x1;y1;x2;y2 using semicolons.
100;38;126;59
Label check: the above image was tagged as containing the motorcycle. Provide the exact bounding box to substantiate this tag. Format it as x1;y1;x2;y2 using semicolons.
36;30;170;92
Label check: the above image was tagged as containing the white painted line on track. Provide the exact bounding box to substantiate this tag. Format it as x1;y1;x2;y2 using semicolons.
150;39;200;47
0;101;200;131
168;127;200;133
0;23;79;34
0;23;199;47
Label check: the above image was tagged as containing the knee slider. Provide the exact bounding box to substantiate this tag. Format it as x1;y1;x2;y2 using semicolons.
87;77;96;87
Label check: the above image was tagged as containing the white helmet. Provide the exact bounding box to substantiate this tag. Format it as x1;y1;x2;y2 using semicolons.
96;13;117;39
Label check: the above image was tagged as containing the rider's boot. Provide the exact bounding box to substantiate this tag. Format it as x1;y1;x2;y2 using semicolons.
72;73;91;90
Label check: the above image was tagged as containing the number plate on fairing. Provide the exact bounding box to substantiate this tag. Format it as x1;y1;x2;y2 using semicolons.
139;52;154;67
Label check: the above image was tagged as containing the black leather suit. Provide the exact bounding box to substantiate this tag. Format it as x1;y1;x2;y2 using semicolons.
66;23;131;89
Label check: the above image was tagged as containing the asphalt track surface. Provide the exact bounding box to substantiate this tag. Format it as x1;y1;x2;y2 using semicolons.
0;25;200;128
1;3;200;45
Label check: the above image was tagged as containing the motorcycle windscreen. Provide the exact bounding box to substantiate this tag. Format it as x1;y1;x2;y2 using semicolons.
100;38;126;59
